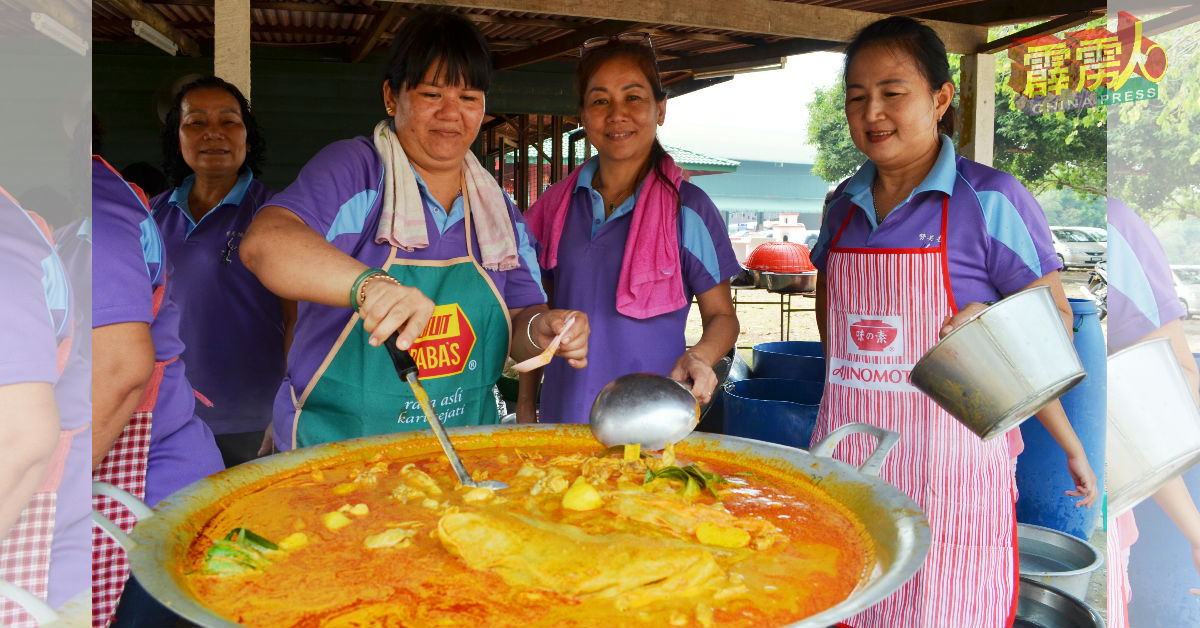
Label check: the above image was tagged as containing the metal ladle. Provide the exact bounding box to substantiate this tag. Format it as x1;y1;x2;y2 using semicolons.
384;332;508;491
588;373;700;450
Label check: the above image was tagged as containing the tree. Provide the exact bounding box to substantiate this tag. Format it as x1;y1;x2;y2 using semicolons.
1108;22;1200;225
806;82;862;183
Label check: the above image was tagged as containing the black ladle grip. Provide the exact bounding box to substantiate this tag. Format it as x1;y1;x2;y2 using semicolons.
384;331;419;380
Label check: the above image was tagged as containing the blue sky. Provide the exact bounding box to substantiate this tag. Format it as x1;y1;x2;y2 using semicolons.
658;51;844;165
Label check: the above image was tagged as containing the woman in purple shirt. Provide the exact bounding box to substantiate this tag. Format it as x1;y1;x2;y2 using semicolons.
0;196;88;628
524;34;740;424
241;12;587;451
151;76;285;467
806;17;1097;627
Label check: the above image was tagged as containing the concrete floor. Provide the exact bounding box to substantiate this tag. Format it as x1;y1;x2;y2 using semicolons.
1085;525;1108;625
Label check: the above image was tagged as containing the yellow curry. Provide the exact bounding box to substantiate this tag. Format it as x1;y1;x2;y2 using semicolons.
185;442;873;628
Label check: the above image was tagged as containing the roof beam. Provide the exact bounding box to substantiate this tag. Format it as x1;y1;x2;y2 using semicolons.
411;0;988;53
977;11;1100;54
913;0;1104;27
350;2;412;63
664;75;732;98
493;19;639;70
658;38;835;74
1142;4;1200;36
108;0;203;56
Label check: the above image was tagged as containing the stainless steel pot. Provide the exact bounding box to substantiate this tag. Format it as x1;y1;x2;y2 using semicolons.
1014;577;1104;628
94;423;930;628
1107;337;1200;514
1016;523;1103;601
910;285;1086;440
763;271;817;293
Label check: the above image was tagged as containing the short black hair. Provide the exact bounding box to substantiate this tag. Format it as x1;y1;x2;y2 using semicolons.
381;11;492;95
843;16;957;136
161;76;265;188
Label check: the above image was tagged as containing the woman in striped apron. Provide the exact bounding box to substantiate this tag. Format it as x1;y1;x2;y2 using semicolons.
807;17;1099;627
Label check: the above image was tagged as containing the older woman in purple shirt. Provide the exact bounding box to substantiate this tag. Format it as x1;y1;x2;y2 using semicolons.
150;76;285;467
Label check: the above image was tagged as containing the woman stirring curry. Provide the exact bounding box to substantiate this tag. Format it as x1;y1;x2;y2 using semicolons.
523;33;740;424
241;12;588;451
807;17;1099;627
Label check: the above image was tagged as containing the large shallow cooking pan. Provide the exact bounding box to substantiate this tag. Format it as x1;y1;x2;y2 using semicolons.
94;423;930;628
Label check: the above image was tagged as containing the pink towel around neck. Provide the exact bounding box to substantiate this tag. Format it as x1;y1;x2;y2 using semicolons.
526;155;686;319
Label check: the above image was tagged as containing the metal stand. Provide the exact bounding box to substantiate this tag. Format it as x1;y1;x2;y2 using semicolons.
731;286;816;349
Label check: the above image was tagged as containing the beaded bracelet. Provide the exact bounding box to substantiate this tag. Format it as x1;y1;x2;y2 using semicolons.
357;273;401;312
350;268;385;312
526;312;544;350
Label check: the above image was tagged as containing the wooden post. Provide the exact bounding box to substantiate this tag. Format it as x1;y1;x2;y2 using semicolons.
516;114;529;210
957;52;996;167
550;116;563;183
535;115;544;201
214;0;252;100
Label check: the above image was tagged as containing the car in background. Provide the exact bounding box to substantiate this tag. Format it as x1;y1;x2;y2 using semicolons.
1050;226;1107;269
1173;265;1200;319
1077;226;1106;243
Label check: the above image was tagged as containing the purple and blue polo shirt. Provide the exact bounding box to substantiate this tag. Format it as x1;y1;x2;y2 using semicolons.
151;173;283;436
811;135;1062;308
0;196;88;608
1107;198;1186;353
92;158;224;506
264;137;546;448
537;158;741;423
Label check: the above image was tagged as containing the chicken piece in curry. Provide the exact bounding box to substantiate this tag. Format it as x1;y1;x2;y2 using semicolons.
185;442;873;628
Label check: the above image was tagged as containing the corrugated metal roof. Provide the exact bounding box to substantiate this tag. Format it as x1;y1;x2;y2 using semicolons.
93;0;1102;58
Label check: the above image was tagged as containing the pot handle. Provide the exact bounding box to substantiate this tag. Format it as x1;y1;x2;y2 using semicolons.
92;481;154;552
810;422;900;478
0;580;57;626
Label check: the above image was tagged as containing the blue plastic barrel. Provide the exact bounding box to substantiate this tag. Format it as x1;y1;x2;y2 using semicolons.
1014;298;1106;540
722;378;823;448
751;341;826;381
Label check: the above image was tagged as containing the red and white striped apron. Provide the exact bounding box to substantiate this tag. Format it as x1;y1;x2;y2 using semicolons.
0;209;84;628
90;281;170;628
1107;511;1137;628
811;196;1019;628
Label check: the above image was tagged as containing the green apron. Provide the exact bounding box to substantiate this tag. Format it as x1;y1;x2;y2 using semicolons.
292;194;510;449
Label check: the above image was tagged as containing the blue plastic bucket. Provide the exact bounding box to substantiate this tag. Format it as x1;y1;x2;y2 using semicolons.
1014;298;1106;540
751;341;826;381
722;378;823;448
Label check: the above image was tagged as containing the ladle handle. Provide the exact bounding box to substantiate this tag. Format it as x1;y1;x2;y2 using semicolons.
404;372;475;488
384;331;419;379
382;333;476;488
810;423;900;478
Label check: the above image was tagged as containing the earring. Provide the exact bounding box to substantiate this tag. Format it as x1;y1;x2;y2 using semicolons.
386;107;394;116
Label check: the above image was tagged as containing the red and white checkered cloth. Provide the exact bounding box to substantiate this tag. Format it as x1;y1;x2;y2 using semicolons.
91;409;152;628
0;492;57;628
